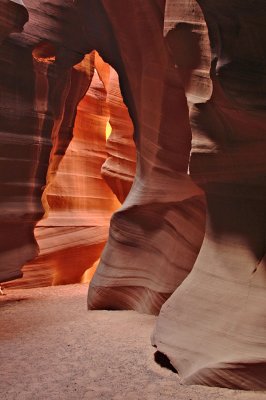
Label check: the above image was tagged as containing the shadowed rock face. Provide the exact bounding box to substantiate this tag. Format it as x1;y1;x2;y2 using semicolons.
0;0;34;282
3;48;134;289
0;0;28;43
1;0;266;391
0;0;88;284
152;0;266;390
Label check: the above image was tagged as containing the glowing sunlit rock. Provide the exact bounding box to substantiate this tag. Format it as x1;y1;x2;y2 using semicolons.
105;121;112;141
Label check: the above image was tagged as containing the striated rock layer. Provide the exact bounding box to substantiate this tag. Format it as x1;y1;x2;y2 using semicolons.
87;0;206;314
1;1;133;288
152;0;266;390
0;0;80;284
4;52;133;288
19;54;121;288
0;0;37;283
0;0;28;43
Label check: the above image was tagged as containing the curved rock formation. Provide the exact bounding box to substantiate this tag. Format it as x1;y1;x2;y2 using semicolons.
152;0;266;390
0;1;83;284
1;2;128;287
27;54;120;287
87;0;206;314
0;0;96;285
4;51;135;289
0;0;28;43
0;0;37;283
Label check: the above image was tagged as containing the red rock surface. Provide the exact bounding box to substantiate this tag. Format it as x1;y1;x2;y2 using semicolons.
0;0;28;42
21;54;120;287
87;1;206;314
2;0;134;289
0;0;37;283
152;0;266;390
4;52;129;288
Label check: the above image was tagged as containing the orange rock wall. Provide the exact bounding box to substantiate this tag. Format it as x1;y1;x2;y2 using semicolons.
4;52;133;288
18;54;121;288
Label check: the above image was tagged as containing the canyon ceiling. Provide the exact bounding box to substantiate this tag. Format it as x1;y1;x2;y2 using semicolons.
1;0;266;391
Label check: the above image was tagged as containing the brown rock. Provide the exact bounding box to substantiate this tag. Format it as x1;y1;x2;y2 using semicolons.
152;0;266;390
87;1;205;314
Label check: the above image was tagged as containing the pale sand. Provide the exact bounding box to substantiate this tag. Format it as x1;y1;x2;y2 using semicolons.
1;284;265;400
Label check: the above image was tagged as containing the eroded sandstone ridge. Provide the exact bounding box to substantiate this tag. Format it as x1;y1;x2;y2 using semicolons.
152;0;266;390
86;1;206;314
0;0;35;282
0;0;94;284
16;53;123;288
1;1;134;288
1;0;266;391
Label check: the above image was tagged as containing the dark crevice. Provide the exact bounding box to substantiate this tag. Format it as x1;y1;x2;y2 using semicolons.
154;350;177;373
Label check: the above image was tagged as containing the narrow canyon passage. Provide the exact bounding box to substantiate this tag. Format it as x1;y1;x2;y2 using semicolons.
3;51;136;289
1;0;266;394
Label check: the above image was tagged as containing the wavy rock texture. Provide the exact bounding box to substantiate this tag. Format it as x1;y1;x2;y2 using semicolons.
152;0;266;390
2;53;95;288
0;0;95;285
23;54;121;287
0;0;39;283
1;0;206;304
4;53;129;288
86;0;206;314
1;1;130;288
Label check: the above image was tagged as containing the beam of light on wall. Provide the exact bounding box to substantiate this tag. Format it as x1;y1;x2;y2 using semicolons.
81;260;100;284
105;120;112;141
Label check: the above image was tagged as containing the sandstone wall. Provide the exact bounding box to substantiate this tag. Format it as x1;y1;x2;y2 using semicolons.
152;0;266;390
87;0;206;314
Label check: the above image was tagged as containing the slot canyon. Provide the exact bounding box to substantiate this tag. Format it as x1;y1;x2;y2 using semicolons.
0;0;266;398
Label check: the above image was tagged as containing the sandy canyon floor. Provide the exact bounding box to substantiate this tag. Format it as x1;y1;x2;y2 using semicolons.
1;284;266;400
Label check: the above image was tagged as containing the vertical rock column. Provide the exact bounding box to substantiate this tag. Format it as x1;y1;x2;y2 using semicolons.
0;0;90;284
87;0;205;314
0;1;40;283
152;0;266;390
